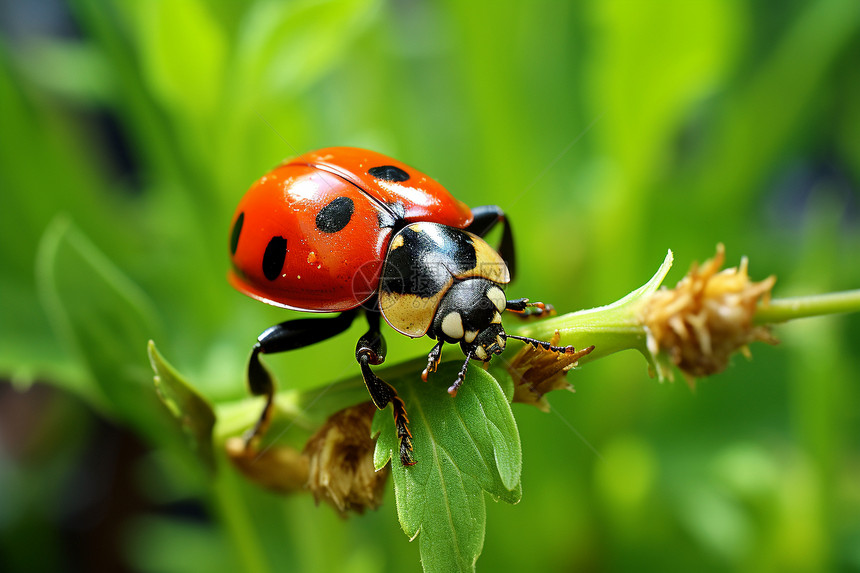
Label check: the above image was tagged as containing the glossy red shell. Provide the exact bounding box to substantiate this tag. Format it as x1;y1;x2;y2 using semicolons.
228;147;474;312
298;147;472;227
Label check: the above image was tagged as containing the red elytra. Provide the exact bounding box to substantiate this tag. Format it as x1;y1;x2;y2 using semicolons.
228;147;474;312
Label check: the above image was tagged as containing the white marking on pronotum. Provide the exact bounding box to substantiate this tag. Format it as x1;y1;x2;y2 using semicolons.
487;286;506;312
441;312;465;339
464;330;478;343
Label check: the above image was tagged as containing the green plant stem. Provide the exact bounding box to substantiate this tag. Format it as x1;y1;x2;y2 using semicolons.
755;290;860;324
511;302;648;366
509;250;676;366
212;463;271;573
212;288;860;446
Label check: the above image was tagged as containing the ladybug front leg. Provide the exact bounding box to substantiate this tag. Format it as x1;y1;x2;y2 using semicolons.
356;311;415;466
421;341;445;382
446;349;475;397
505;297;556;319
245;310;358;449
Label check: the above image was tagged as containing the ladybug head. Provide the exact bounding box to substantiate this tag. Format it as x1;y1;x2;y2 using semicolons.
428;278;508;360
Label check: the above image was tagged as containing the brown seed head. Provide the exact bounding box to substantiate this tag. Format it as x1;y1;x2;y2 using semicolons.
304;401;389;516
639;244;778;384
507;331;595;411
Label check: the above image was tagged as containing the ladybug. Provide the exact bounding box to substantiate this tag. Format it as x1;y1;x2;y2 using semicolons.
229;147;576;466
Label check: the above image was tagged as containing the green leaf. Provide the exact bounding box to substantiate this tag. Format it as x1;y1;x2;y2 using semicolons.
133;0;227;119
697;0;860;210
0;50;119;386
236;0;380;99
372;364;522;573
589;0;738;181
148;341;217;472
36;217;166;437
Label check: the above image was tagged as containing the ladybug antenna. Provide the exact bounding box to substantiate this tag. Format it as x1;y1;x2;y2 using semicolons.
503;333;577;355
447;350;474;397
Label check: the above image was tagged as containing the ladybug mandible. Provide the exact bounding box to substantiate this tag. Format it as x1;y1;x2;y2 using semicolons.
229;147;575;466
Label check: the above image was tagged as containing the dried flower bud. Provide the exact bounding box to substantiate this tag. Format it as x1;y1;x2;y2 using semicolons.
506;331;595;411
225;437;309;493
304;401;389;515
639;244;778;384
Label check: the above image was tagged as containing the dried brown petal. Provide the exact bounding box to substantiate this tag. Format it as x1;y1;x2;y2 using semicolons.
225;437;309;493
304;401;389;516
506;331;595;411
639;244;778;384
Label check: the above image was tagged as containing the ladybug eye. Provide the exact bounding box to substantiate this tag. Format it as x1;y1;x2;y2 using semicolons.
262;236;288;280
316;196;355;233
368;165;410;182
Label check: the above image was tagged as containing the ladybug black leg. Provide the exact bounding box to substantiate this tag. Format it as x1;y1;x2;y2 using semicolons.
504;333;577;354
244;310;358;448
356;311;415;466
465;205;516;279
505;297;556;319
447;349;475;397
421;341;445;382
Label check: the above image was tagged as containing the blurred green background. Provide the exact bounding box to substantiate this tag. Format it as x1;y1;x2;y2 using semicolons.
1;0;859;571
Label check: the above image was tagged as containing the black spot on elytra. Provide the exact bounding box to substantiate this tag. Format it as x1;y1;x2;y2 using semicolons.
316;196;354;233
262;236;287;281
368;165;410;182
381;225;477;298
230;212;244;255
